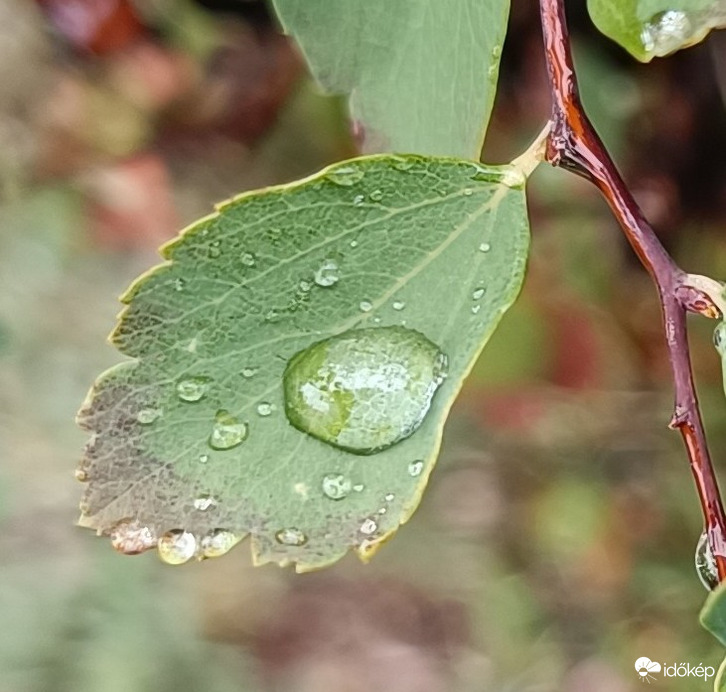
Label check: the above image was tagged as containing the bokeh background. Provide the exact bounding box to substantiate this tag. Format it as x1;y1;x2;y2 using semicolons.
2;1;726;690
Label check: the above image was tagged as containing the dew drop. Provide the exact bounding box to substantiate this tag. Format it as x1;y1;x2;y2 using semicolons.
378;507;387;515
369;189;383;202
283;326;448;454
472;287;486;300
137;407;161;425
641;10;692;57
463;188;473;196
353;483;365;492
173;278;185;291
109;520;156;555
176;377;208;402
314;259;340;287
193;494;218;511
350;240;359;248
157;529;196;565
321;473;353;500
208;241;221;258
359;300;373;312
696;530;719;591
471;305;481;315
199;454;209;464
360;518;378;535
209;410;248;450
353;194;365;206
275;527;308;546
241;252;256;267
408;459;424;477
201;529;242;558
298;279;312;293
384;493;395;502
327;166;365;187
392;300;405;311
478;242;491;253
256;402;275;417
242;367;258;379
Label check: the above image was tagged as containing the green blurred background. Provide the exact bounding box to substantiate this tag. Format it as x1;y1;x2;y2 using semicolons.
2;1;726;690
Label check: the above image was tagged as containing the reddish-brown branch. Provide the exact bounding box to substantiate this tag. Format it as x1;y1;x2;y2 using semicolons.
539;0;726;579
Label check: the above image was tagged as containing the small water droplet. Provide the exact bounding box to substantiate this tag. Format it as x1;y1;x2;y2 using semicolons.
392;300;405;311
327;166;365;187
314;259;340;287
208;241;221;258
369;189;383;202
353;484;365;492
241;252;256;267
384;493;395;502
360;518;377;535
321;473;353;500
137;407;161;425
264;308;279;322
350;240;359;248
408;460;424;477
359;300;373;312
463;188;473;196
75;468;88;482
201;529;242;558
176;377;208;402
472;287;485;300
298;279;312;293
283;327;448;454
275;527;308;546
157;529;196;565
353;194;365;206
110;520;156;555
696;530;719;590
471;305;481;315
199;454;209;463
209;410;248;450
242;367;258;378
478;242;491;253
256;402;275;417
377;507;387;515
193;494;218;511
173;278;185;291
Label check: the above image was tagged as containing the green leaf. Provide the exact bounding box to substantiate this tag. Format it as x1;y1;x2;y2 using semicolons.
700;581;726;645
272;0;509;159
77;154;531;571
587;0;726;61
717;657;726;692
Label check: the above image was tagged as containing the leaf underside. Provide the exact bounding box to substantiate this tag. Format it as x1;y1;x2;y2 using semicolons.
272;0;510;159
77;155;531;571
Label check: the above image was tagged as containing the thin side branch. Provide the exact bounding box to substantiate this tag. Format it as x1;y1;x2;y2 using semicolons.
539;0;726;578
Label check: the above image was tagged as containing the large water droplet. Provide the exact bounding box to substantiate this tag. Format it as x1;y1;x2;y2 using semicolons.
321;473;353;500
314;259;340;287
209;410;248;450
176;377;208;402
641;10;692;56
408;459;424;477
201;529;242;558
137;407;161;425
283;326;448;454
327;166;365;186
157;529;196;565
696;530;719;590
110;520;156;555
275;527;308;546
